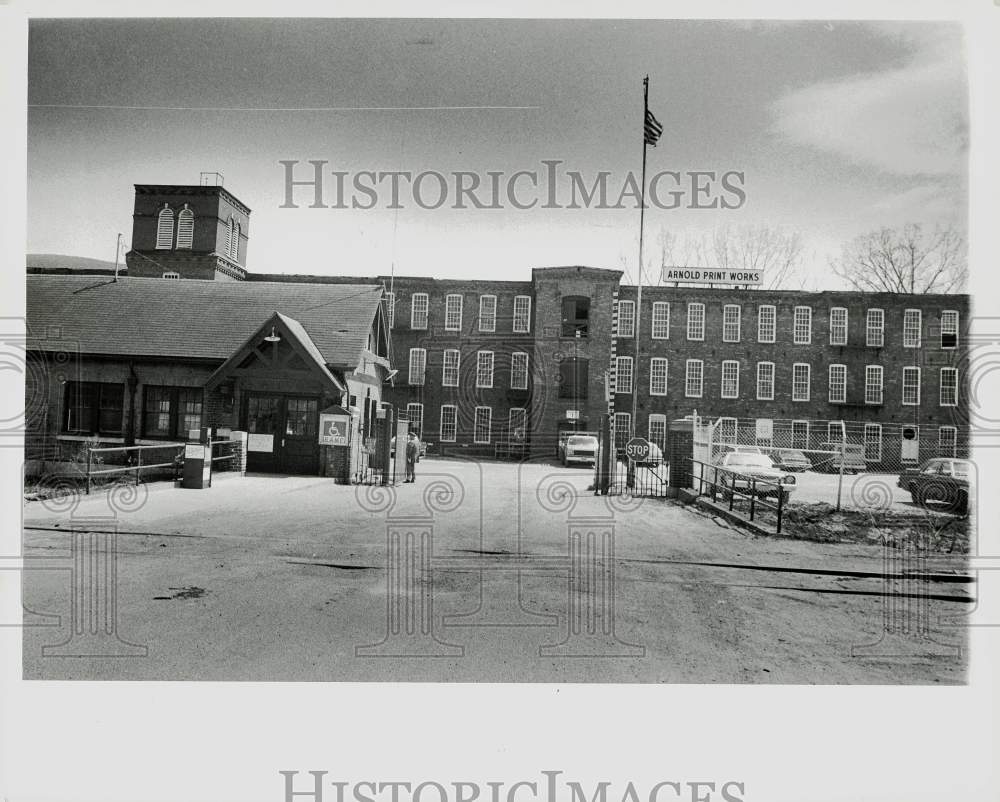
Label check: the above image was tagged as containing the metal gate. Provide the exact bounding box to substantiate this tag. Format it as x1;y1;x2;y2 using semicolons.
593;414;669;497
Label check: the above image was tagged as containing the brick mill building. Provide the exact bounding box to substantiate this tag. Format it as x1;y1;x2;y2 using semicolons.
25;180;970;475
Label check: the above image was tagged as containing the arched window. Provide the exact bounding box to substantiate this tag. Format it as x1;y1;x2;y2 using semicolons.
156;205;174;249
176;206;194;249
232;221;241;261
162;271;180;279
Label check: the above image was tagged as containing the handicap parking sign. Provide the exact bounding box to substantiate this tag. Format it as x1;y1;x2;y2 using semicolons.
319;414;350;446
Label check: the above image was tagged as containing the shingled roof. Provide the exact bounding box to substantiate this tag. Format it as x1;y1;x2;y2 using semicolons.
26;275;384;369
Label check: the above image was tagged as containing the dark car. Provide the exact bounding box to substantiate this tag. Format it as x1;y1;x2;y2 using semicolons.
898;458;971;514
771;449;812;472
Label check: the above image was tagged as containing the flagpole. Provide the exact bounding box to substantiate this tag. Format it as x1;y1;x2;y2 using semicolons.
632;75;649;435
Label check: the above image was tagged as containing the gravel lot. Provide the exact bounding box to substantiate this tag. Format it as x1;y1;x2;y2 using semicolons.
22;458;970;683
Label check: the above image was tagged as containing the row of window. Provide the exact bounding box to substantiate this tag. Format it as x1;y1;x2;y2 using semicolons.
154;204;242;261
408;348;530;389
614;301;959;348
610;412;961;461
402;403;527;444
612;357;959;406
388;292;533;334
63;382;203;438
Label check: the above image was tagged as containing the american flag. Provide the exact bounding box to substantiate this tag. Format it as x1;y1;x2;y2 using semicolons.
644;108;663;147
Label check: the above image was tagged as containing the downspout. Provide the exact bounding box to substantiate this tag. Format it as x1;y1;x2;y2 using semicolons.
126;362;139;447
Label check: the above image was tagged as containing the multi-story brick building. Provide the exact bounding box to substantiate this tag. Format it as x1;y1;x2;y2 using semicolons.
27;179;971;473
382;271;969;467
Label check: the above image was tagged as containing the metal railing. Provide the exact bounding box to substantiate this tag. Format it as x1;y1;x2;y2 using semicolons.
85;442;185;494
210;439;244;472
690;458;793;534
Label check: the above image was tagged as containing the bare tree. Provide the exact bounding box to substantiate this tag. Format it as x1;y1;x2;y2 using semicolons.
708;225;805;290
654;225;805;289
831;223;967;294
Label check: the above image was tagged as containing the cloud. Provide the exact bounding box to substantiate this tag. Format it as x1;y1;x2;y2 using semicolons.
771;25;967;176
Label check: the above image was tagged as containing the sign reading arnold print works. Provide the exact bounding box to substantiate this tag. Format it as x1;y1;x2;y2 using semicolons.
661;266;763;285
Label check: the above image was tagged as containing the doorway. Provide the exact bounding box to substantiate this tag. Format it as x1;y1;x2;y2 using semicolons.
244;393;320;474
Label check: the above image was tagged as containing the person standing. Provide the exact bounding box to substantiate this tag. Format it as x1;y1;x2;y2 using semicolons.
405;431;418;483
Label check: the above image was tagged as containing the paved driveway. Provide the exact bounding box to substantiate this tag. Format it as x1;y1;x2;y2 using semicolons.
22;458;970;683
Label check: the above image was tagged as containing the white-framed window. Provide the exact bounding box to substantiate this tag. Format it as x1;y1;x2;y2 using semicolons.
649;357;668;396
405;402;424;437
385;291;395;328
478;295;497;333
651;302;670;339
155;205;174;249
866;308;884;347
827;421;844;443
829;307;848;346
791;420;809;450
902;366;921;405
687;303;705;341
513;295;532;333
648;414;667;454
408;348;426;386
445;294;463;331
863;423;883;461
828;364;847;403
940;367;958;407
176;206;194;249
793;306;812;344
473;406;492;444
721;360;740;399
685;359;704;398
439;405;457;442
792;363;810;401
939;426;957;458
717;417;738;446
613;412;632;444
903;309;922;348
510;352;529;390
476;351;494;388
161;271;180;280
756;362;775;400
941;310;959;349
410;293;429;330
722;305;741;343
442;349;460;387
757;305;776;343
618;300;636;338
616;356;634;394
509;407;527;438
865;365;883;405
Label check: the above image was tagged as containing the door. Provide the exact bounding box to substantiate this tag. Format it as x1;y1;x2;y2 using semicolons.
244;393;320;474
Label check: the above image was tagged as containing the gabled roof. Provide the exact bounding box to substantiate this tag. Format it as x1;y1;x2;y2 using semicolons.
26;275;383;369
204;312;346;395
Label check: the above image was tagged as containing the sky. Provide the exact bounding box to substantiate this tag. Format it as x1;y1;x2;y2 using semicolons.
25;18;968;289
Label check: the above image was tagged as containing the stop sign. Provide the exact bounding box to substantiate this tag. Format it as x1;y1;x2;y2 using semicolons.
625;437;651;461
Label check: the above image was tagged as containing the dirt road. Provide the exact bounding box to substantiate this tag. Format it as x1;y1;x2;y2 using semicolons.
22;460;970;682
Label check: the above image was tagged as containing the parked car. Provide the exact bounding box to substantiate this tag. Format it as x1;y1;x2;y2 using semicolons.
897;458;971;514
816;442;866;474
559;434;600;467
716;444;763;457
713;451;797;502
771;449;812;472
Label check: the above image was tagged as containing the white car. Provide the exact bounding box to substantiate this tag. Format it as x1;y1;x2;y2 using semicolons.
714;451;796;500
559;434;599;466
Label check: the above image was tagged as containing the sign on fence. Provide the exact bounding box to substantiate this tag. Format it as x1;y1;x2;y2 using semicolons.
625;437;651;462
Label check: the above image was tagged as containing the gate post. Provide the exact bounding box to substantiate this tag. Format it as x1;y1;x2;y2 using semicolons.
597;414;612;495
668;418;695;489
